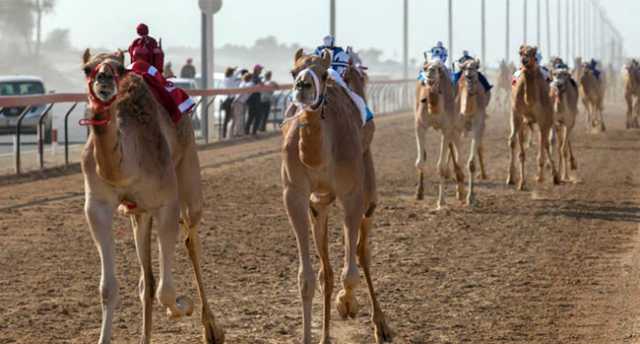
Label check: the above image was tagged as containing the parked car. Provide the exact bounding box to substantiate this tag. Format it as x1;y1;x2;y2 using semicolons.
0;76;52;142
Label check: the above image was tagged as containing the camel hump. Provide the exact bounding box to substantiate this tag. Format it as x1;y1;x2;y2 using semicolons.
114;74;158;124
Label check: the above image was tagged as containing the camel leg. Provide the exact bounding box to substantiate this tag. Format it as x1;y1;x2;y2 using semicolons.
283;186;315;344
310;194;334;344
449;138;465;202
466;123;481;206
415;123;428;200
517;124;527;191
625;92;633;129
476;120;488;180
178;148;224;344
598;101;606;131
336;192;364;319
132;214;154;344
506;111;519;186
357;215;392;342
85;198;117;344
560;126;571;180
436;135;449;209
538;124;560;185
154;202;194;320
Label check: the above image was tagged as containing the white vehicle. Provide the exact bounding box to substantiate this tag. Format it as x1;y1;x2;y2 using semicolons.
0;76;53;142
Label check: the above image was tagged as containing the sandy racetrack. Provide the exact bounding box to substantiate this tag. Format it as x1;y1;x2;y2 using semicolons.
1;107;639;343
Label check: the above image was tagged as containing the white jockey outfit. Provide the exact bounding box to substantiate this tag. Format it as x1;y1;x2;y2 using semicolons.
313;35;373;125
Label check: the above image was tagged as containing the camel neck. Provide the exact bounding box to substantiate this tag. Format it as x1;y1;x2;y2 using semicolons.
90;113;124;183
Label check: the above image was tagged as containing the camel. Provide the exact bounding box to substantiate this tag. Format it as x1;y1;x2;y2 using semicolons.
80;50;224;344
507;45;560;190
623;60;640;129
456;58;489;206
281;48;392;344
549;67;579;181
579;63;606;132
496;60;515;111
415;58;465;208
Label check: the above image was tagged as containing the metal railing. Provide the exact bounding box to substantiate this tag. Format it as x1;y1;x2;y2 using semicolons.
0;79;413;176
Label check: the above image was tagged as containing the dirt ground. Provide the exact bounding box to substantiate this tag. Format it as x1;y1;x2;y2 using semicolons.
0;104;639;344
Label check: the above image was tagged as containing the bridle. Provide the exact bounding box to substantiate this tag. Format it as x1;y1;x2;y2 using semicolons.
293;67;327;113
80;62;122;126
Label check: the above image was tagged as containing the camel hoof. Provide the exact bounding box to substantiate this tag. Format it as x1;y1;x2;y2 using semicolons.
478;173;489;180
167;296;194;319
517;183;527;191
416;190;424;201
553;175;561;185
373;314;393;343
319;336;331;344
466;196;476;207
202;319;225;344
535;175;544;183
506;176;515;185
336;290;359;319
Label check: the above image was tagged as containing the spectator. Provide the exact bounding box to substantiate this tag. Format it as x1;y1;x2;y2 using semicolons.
164;62;176;78
245;64;264;135
180;58;197;79
259;70;278;131
230;73;254;137
221;66;239;139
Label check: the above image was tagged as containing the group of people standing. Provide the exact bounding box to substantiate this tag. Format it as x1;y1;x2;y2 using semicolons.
220;64;278;139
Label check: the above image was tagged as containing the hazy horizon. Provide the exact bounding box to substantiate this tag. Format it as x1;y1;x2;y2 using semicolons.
40;0;640;67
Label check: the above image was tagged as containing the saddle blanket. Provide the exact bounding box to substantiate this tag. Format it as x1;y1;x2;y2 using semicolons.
127;61;195;124
327;68;373;126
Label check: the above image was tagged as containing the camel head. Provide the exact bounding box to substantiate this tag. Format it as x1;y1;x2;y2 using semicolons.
459;58;481;115
291;48;331;111
551;68;571;113
461;59;481;90
82;49;126;114
519;45;538;71
422;58;445;91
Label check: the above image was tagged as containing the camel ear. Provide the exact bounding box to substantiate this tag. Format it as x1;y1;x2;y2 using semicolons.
475;58;481;67
519;45;526;55
83;48;91;64
115;49;125;64
294;48;304;63
320;49;332;69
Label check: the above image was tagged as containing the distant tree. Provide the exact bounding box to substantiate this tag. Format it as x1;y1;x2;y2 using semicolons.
0;0;35;54
33;0;56;56
43;28;70;51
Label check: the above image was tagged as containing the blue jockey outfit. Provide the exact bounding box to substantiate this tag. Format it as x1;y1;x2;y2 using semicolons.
313;35;373;124
451;51;493;91
417;41;450;84
587;59;601;80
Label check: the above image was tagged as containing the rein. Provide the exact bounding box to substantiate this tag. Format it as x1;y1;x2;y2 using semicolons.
80;62;122;127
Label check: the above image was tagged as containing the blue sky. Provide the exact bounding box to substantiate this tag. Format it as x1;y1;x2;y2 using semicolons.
45;0;639;67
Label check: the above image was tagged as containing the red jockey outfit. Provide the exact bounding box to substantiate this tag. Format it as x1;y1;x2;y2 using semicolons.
127;23;194;123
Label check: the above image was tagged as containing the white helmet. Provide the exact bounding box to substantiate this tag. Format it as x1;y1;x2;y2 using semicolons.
323;35;335;47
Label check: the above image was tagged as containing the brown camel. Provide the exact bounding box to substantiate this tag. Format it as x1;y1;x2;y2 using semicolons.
496;59;515;111
507;45;560;190
457;58;489;206
414;58;465;208
549;67;579;181
80;50;223;344
623;60;640;129
579;63;606;132
281;48;392;344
